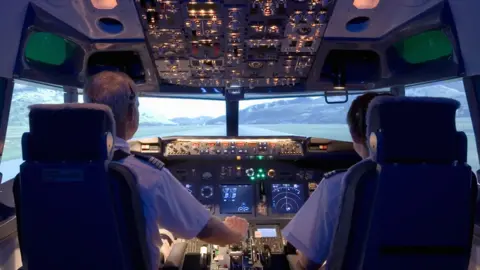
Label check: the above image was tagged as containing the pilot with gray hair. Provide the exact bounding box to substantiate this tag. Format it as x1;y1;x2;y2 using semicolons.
83;71;249;270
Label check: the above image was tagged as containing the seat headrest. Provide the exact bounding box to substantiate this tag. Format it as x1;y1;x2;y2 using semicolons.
23;103;116;162
366;96;466;163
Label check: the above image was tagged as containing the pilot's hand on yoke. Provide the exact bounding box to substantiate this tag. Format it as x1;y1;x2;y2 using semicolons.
223;216;249;241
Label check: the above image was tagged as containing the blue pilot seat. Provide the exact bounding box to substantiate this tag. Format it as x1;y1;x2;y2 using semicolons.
13;103;151;270
328;96;476;270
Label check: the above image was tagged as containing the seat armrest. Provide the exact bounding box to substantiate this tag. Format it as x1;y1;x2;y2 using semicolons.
162;242;187;270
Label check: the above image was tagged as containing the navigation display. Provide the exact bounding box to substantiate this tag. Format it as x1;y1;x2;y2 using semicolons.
271;184;305;214
220;184;253;214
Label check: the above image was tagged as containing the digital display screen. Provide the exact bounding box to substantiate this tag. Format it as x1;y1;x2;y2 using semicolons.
255;228;277;238
184;183;194;195
271;184;305;214
220;184;253;214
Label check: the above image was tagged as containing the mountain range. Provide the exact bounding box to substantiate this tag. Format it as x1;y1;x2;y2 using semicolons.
7;80;469;128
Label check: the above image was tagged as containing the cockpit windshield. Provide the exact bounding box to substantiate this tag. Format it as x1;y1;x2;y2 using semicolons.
137;98;227;138
81;95;353;140
239;96;353;141
134;98;226;138
136;96;352;141
79;96;227;137
1;79;478;184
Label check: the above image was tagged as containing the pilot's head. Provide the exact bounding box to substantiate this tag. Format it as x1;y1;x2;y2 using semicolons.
84;71;140;140
347;92;392;159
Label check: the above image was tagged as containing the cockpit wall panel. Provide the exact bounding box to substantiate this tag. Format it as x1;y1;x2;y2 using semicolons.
2;0;480;90
307;0;461;90
10;2;159;91
0;0;30;79
0;0;145;79
448;0;480;76
324;0;444;39
29;0;144;41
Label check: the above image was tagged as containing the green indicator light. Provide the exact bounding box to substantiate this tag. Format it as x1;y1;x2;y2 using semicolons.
261;174;266;178
259;168;263;172
250;177;255;181
258;156;264;160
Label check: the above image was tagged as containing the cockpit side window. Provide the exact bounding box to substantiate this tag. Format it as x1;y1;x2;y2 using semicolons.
405;79;479;172
0;81;64;184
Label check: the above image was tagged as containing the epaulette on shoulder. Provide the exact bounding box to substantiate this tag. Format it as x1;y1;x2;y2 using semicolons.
133;153;165;170
322;169;347;181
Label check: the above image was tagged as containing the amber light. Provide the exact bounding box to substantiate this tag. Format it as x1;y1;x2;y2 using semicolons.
353;0;379;9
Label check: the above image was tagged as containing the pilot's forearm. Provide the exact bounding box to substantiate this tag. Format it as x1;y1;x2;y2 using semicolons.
196;216;243;246
297;251;323;270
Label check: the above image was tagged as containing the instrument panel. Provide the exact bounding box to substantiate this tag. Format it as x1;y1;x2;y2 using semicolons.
134;0;334;88
164;138;303;159
129;136;357;221
177;161;314;220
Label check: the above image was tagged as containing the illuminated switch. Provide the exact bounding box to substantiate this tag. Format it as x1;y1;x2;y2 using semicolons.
353;0;380;9
92;0;118;9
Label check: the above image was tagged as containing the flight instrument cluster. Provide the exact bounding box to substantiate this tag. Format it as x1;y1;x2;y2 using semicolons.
183;182;309;219
164;138;304;159
135;0;334;88
128;136;357;220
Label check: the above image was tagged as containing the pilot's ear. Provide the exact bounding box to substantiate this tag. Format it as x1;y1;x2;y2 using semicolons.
126;102;136;121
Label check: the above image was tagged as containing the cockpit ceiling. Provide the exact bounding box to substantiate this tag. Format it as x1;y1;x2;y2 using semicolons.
10;0;463;94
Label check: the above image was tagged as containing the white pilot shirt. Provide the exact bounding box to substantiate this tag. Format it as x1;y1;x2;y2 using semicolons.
114;137;211;270
282;171;346;266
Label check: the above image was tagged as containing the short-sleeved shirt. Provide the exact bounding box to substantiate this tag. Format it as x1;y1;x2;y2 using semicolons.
114;138;211;270
282;171;346;266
